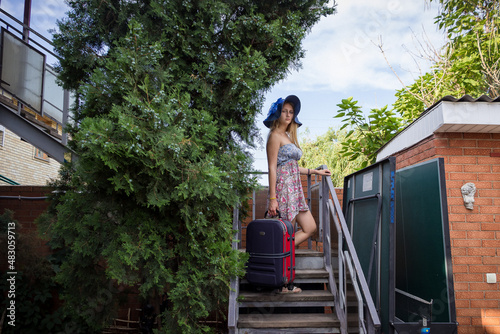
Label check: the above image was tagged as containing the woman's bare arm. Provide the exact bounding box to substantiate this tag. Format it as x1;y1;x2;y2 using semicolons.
267;132;281;216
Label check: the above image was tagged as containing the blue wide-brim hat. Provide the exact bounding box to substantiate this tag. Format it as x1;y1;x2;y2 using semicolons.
263;95;302;128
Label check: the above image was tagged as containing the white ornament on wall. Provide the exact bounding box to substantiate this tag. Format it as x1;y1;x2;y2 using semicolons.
460;183;476;210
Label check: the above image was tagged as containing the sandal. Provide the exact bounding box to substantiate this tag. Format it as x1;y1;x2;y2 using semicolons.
276;285;302;294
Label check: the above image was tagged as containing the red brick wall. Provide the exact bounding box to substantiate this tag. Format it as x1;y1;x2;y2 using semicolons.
0;185;53;271
0;186;52;228
391;132;500;334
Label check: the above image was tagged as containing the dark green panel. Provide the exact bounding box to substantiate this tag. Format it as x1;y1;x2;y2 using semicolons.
346;164;382;298
343;158;395;334
395;158;453;323
351;199;379;295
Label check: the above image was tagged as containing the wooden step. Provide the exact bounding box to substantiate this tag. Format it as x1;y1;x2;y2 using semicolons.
240;268;329;285
239;248;323;256
295;268;329;283
296;248;323;257
238;313;341;330
296;249;324;270
239;289;335;308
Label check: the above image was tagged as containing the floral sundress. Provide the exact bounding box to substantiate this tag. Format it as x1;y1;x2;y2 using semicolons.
271;143;309;222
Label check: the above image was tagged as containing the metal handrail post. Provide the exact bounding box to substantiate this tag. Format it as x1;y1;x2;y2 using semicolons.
307;173;312;249
252;189;256;221
329;200;345;308
228;206;240;333
321;167;331;268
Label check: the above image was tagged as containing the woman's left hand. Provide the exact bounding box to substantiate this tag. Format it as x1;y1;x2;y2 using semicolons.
317;169;331;176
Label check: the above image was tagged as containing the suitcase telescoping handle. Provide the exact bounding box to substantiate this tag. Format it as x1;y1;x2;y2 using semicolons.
264;210;281;219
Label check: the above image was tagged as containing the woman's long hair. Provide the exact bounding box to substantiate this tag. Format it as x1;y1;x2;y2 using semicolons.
268;102;301;150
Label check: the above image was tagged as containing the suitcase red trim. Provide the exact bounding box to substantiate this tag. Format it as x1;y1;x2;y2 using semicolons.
245;216;295;288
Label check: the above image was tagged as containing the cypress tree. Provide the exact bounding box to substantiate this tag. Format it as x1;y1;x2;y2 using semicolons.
42;1;335;332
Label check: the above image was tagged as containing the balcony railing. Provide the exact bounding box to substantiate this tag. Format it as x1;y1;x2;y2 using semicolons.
0;7;75;163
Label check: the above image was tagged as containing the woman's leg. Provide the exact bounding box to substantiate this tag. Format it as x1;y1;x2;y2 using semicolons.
294;210;317;246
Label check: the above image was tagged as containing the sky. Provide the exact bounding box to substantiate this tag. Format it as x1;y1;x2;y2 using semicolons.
1;0;446;185
253;0;446;185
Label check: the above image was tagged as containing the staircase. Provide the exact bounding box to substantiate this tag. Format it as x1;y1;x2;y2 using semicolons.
236;249;343;333
228;170;381;334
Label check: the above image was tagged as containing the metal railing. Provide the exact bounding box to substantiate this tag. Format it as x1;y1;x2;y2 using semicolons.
228;166;381;333
0;8;75;163
323;172;381;333
0;174;20;185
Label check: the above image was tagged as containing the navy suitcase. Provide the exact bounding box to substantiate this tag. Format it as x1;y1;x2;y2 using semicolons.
245;214;295;288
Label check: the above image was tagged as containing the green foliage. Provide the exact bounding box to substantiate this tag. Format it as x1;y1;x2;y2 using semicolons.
333;0;499;167
333;97;402;169
396;0;500;111
45;1;335;332
299;128;365;186
435;0;499;96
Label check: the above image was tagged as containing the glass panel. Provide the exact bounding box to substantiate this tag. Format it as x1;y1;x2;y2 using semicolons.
1;29;45;112
0;124;4;146
43;66;63;122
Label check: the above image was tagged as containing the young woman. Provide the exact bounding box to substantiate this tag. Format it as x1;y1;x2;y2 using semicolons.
264;95;331;247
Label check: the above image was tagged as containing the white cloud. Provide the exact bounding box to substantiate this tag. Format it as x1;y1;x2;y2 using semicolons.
252;1;448;177
0;0;25;22
1;0;448;177
277;0;445;94
30;0;69;35
0;0;69;40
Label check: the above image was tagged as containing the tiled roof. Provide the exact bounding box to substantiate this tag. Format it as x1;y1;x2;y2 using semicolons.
423;94;500;113
440;94;500;103
376;95;500;161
